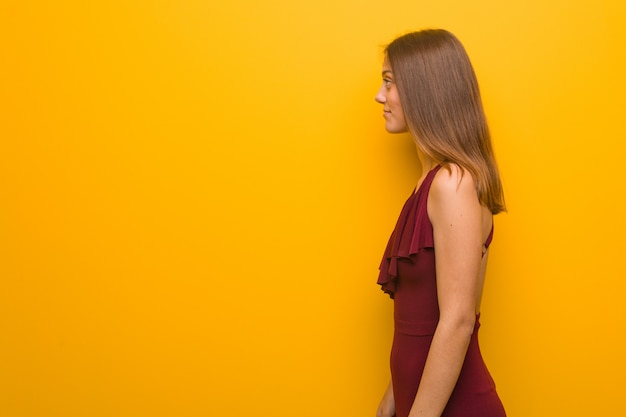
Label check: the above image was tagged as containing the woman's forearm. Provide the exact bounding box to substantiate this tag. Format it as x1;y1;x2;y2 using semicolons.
408;315;475;417
377;379;396;417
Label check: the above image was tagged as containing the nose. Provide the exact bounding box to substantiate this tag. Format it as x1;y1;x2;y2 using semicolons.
375;85;386;104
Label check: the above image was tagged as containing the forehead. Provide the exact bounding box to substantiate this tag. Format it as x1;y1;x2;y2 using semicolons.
382;56;392;73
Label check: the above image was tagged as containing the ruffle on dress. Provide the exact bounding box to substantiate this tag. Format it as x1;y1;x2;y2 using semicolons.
377;165;441;299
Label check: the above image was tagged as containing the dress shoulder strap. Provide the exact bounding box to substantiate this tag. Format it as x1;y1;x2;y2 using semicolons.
482;223;494;257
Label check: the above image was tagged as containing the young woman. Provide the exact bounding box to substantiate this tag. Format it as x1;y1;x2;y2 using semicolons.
374;30;506;417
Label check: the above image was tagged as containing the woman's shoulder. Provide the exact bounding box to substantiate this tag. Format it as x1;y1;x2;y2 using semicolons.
428;163;481;219
428;163;493;247
431;163;476;196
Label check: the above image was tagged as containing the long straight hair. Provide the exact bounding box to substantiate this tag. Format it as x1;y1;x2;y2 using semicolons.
386;29;506;214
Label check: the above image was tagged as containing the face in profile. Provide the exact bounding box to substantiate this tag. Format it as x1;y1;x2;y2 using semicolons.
375;57;408;134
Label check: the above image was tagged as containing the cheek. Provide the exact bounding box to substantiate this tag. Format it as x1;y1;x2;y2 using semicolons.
392;93;403;111
393;113;408;133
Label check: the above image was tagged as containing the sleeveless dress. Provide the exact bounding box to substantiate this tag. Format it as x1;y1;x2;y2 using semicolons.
377;165;505;417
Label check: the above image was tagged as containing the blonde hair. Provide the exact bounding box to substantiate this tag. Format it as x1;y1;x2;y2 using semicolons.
386;29;506;214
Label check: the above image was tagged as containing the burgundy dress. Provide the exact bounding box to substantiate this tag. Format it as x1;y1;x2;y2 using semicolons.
378;165;505;417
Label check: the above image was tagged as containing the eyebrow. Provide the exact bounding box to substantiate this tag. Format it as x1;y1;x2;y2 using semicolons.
382;70;393;76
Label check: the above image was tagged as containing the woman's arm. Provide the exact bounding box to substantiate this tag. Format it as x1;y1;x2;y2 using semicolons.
408;166;486;417
377;379;396;417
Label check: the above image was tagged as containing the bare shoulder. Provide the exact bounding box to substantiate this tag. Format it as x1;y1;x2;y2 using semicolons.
429;164;492;245
430;164;478;203
428;164;481;229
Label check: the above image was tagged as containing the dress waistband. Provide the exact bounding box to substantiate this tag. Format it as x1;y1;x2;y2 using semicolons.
394;315;481;336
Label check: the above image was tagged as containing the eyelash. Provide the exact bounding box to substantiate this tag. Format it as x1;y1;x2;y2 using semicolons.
383;78;392;87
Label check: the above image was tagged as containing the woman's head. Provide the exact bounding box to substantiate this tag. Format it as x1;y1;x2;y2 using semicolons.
375;56;408;134
378;29;506;214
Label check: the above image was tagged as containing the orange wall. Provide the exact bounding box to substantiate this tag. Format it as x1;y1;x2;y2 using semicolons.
1;1;625;416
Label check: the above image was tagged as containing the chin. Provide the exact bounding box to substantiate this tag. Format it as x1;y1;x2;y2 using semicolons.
386;125;408;134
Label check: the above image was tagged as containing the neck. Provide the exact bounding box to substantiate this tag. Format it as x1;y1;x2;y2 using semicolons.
415;144;437;175
412;144;438;193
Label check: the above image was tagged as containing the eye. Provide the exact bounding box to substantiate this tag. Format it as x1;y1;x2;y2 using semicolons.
383;78;392;87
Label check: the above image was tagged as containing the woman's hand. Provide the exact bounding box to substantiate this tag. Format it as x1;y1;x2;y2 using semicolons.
376;380;396;417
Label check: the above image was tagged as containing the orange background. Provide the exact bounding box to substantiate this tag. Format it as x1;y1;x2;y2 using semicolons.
1;1;625;416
